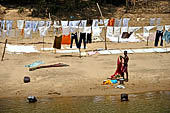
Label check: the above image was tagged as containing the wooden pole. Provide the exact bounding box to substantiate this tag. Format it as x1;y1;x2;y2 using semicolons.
146;36;149;46
96;3;107;50
43;36;44;51
1;39;7;61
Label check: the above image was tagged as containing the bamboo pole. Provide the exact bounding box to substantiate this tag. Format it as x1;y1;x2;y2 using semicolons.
1;39;8;61
96;3;107;50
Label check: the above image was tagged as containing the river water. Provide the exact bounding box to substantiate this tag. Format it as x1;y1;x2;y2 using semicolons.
0;91;170;113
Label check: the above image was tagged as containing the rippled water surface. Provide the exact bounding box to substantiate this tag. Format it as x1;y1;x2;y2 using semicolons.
0;91;170;113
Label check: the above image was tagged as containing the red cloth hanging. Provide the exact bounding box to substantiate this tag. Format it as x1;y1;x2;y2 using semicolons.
108;18;115;26
61;34;71;45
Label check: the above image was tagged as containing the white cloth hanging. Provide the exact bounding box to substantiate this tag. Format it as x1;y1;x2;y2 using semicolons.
123;18;130;27
143;26;155;37
32;21;39;32
25;21;31;28
17;20;24;30
150;18;155;26
38;26;48;37
70;26;78;33
92;19;98;27
106;27;113;37
157;18;161;26
62;26;70;35
24;28;32;38
115;19;122;27
61;21;68;27
38;21;45;27
84;27;91;33
99;19;109;26
165;25;170;31
92;26;102;37
157;26;164;31
79;20;87;27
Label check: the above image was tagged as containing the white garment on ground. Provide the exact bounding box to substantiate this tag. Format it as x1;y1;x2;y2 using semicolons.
123;18;130;27
38;21;45;27
92;19;98;27
143;26;155;37
165;25;170;31
115;19;122;27
128;27;141;33
17;20;24;30
114;27;121;36
157;26;164;31
24;28;32;38
79;20;87;27
121;27;128;34
106;27;113;37
62;26;70;35
150;18;155;26
61;21;68;27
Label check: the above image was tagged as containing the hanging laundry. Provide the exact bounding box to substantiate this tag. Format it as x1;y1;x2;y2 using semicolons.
150;18;155;26
123;18;130;27
106;26;113;37
157;18;161;26
84;27;91;33
62;26;70;35
115;19;122;27
53;35;62;49
143;26;155;37
78;33;86;49
162;30;170;44
38;26;48;37
38;21;45;27
154;30;164;46
92;19;98;27
61;34;71;45
17;20;24;30
108;18;115;26
61;21;68;27
25;21;31;28
157;26;164;31
6;20;13;36
114;27;121;36
69;20;80;27
79;20;87;27
46;21;51;28
70;32;79;48
24;28;32;38
92;26;102;37
54;21;60;28
1;20;6;30
70;26;78;33
165;25;170;31
32;21;39;32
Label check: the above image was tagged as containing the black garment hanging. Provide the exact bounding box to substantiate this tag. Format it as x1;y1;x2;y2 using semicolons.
53;35;62;49
86;33;92;43
78;32;86;49
70;33;79;48
154;30;163;47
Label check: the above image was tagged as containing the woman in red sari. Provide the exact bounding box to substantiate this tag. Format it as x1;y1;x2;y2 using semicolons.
111;56;123;79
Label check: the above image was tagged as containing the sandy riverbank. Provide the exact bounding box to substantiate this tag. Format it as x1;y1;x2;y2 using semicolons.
0;39;170;98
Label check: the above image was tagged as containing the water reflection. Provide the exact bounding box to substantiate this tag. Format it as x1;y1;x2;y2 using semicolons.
0;91;170;113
